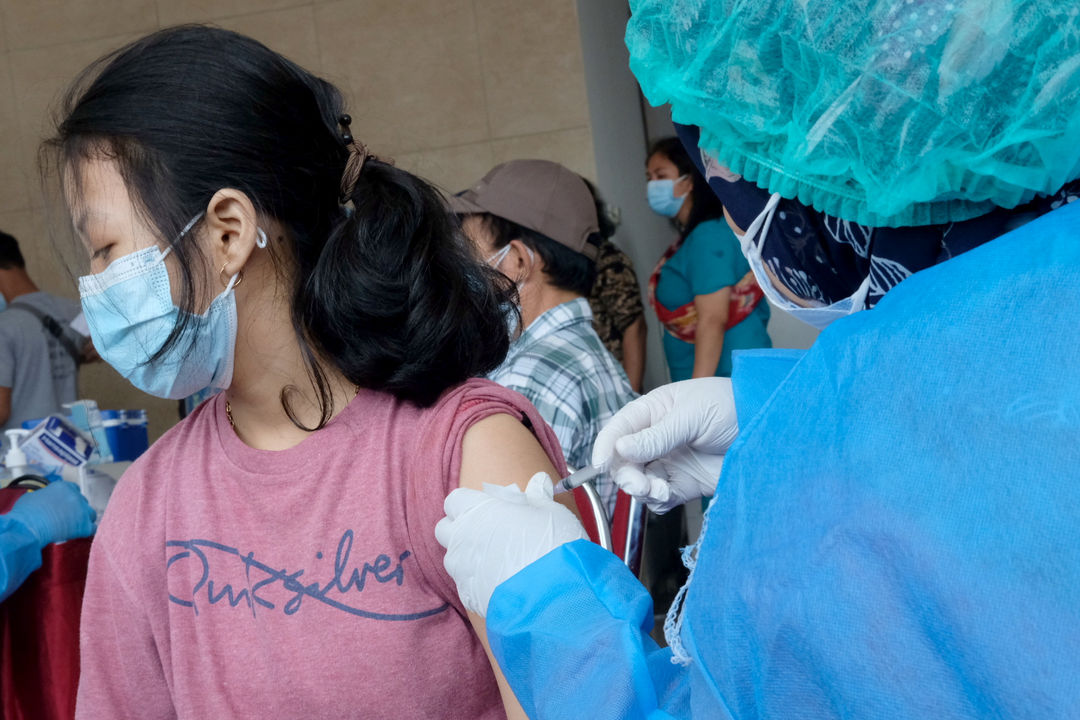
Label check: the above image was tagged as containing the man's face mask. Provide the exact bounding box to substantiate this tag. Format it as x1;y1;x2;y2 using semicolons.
485;242;534;340
486;244;512;270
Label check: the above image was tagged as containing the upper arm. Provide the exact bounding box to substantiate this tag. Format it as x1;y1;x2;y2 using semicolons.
459;413;561;494
458;413;568;720
459;411;579;516
624;314;646;340
621;317;647;392
694;286;732;328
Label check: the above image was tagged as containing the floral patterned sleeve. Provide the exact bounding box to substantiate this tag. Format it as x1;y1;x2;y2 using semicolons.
588;237;644;362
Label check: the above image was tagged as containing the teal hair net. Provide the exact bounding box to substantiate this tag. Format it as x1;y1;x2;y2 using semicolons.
627;0;1080;227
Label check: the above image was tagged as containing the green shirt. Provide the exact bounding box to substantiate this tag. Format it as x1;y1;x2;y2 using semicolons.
654;219;771;380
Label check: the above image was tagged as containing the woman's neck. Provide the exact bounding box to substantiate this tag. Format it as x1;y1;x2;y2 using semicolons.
223;266;355;451
676;195;693;229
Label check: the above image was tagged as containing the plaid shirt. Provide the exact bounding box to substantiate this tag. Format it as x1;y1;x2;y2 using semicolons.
490;298;638;511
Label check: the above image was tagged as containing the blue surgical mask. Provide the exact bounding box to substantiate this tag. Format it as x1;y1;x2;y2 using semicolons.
0;294;6;313
647;176;689;218
77;216;239;400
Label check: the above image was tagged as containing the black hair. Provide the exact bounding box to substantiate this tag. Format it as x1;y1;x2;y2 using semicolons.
580;177;616;241
474;214;597;296
47;25;516;424
0;231;25;269
648;136;725;239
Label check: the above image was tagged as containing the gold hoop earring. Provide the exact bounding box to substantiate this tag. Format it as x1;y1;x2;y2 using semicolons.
220;263;243;289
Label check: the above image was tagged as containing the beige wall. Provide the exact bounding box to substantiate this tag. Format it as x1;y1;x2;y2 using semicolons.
0;0;594;441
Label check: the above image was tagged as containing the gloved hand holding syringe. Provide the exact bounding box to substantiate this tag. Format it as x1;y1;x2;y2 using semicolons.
591;376;738;513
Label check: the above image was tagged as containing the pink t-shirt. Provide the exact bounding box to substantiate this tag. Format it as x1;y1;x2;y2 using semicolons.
75;379;567;719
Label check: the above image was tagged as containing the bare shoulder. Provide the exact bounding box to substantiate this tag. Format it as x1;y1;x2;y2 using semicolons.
459;412;581;521
459;413;560;493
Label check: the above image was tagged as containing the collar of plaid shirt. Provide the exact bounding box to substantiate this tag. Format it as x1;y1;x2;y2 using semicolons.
504;297;593;365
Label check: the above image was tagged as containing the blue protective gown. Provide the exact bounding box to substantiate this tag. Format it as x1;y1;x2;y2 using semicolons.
486;200;1080;718
0;513;44;602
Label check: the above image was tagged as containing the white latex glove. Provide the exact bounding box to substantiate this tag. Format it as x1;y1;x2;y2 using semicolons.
435;472;588;616
592;377;738;514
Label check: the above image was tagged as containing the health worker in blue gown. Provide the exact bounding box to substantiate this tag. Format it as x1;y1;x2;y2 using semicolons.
435;1;1080;718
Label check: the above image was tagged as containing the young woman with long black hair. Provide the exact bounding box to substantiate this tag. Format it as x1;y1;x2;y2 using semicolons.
51;26;573;719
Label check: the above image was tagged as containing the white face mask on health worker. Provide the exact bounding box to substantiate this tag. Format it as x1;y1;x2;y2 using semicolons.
737;193;870;330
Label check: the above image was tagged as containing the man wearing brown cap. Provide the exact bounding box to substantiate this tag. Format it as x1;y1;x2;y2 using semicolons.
451;159;637;513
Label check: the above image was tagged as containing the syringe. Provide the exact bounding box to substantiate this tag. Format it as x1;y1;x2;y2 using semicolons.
552;465;601;495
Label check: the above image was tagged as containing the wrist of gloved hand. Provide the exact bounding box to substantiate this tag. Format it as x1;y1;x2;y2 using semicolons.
8;482;96;547
436;473;588;616
4;510;45;548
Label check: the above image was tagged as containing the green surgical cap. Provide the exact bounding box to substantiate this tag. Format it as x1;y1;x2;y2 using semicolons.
627;0;1080;227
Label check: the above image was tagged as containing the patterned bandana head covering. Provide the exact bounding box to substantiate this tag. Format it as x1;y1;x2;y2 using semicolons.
676;123;1080;308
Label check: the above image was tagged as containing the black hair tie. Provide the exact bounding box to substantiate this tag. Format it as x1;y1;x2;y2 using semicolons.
338;114;353;145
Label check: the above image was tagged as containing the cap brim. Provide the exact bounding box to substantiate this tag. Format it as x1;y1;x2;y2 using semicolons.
446;191;487;215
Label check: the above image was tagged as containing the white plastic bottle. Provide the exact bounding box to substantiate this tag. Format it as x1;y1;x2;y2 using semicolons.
0;429;33;488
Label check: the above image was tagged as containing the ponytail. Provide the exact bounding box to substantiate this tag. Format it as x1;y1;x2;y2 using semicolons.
301;158;515;415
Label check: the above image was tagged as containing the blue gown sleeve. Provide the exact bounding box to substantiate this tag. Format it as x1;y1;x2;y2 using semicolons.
0;513;44;602
487;539;691;720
